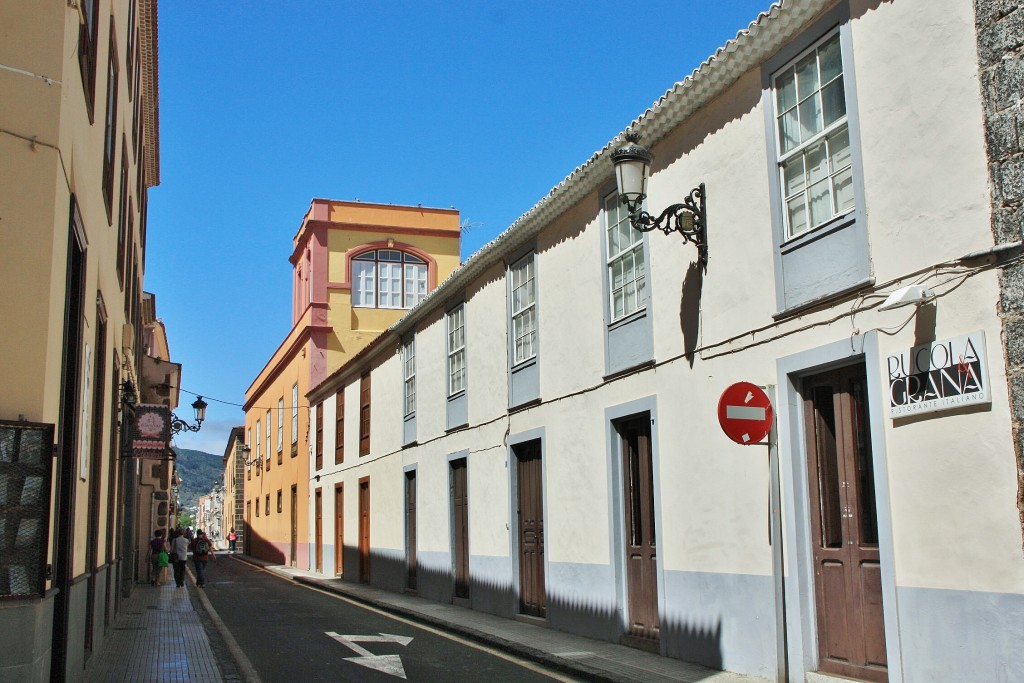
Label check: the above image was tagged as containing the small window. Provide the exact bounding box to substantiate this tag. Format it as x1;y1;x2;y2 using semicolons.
266;409;272;469
291;383;299;449
277;490;282;514
359;373;371;456
116;142;129;286
773;31;853;239
604;192;646;322
266;495;270;516
403;337;416;417
335;387;344;464
277;398;284;453
352;250;428;309
447;305;466;396
77;0;100;118
509;255;537;365
101;18;119;221
255;499;259;517
255;420;262;471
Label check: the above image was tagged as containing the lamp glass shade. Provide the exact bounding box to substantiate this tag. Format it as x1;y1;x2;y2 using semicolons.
614;156;649;203
192;396;208;423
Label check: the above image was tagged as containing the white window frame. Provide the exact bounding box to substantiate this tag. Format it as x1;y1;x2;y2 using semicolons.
403;337;416;417
447;305;466;396
255;420;262;467
509;254;536;365
773;29;853;240
277;398;284;452
604;191;646;323
352;250;428;310
265;409;271;461
291;383;298;445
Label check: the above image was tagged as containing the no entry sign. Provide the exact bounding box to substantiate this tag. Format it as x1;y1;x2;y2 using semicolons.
718;382;774;445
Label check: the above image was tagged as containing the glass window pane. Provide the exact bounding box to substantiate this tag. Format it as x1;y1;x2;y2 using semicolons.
611;259;624;290
607;222;620;255
808;177;832;227
829;126;851;172
776;68;797;112
379;249;401;262
624;280;637;316
819;34;843;84
779;108;800;153
799;95;822;140
613;289;624;319
822;76;846;127
783;156;806;197
796;53;819;101
787;195;807;237
833;167;854;213
806;141;828;185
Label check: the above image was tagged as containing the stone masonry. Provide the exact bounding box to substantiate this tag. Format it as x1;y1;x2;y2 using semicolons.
975;0;1024;545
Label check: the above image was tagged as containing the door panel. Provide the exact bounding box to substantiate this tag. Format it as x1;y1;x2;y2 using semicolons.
516;441;545;617
620;416;659;641
314;489;323;573
451;459;469;599
803;365;887;682
334;485;343;577
406;471;417;590
358;478;370;582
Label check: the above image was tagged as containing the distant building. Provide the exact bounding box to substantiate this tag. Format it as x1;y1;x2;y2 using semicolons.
0;0;166;680
242;200;461;568
222;426;246;551
305;1;1024;681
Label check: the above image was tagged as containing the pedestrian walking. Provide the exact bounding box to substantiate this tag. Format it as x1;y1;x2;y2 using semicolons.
148;529;166;586
170;528;190;587
189;529;215;587
228;528;237;554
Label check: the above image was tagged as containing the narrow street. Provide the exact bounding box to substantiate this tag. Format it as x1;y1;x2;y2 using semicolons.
200;556;577;682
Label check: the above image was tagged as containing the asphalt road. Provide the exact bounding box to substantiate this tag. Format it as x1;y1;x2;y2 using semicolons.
199;556;576;683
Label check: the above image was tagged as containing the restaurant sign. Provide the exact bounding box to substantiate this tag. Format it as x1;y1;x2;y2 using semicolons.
887;331;990;417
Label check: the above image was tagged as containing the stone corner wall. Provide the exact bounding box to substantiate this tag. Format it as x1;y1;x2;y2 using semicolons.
975;0;1024;548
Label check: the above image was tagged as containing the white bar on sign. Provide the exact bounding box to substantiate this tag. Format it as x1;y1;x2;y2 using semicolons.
726;405;766;421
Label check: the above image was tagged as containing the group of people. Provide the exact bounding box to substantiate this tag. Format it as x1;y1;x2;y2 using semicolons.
149;527;217;588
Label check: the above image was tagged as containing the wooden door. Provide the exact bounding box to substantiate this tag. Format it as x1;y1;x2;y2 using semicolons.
516;441;546;617
245;501;251;555
621;416;659;641
334;484;344;576
803;365;887;682
405;471;417;590
290;485;297;567
358;478;370;582
314;488;323;573
451;459;469;599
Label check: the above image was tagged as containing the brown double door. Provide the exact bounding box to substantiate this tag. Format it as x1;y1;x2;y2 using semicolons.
516;441;546;618
334;484;344;576
620;416;659;642
359;478;370;582
803;365;887;682
314;489;323;573
406;471;417;590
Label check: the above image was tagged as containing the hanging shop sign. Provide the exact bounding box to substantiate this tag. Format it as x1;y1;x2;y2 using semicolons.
887;330;990;417
132;403;172;458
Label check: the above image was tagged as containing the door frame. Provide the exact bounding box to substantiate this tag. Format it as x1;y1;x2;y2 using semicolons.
604;396;664;652
776;332;903;683
447;450;470;603
507;428;548;619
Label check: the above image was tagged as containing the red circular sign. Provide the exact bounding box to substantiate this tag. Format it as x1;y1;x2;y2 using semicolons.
717;382;774;445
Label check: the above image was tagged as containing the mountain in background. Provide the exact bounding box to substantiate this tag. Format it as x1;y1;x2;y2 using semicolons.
172;447;223;511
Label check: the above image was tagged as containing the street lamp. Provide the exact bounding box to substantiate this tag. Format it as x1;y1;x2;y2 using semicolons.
170;396;208;435
241;445;262;470
610;131;708;267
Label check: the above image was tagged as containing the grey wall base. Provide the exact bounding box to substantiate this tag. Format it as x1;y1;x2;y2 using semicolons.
0;593;54;682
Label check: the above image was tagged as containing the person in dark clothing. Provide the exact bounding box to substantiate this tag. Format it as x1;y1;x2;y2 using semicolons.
189;529;215;587
170;529;190;587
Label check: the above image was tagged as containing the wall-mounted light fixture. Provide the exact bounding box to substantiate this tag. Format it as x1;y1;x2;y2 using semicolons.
120;380;138;408
170;396;207;435
611;131;708;267
241;444;262;471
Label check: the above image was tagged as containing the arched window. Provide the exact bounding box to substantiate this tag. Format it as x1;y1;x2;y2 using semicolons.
352;249;428;309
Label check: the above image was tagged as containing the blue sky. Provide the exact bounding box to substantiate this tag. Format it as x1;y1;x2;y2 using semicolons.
147;1;775;455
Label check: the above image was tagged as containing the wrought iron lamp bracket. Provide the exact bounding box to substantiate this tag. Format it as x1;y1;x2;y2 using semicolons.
170;414;201;435
624;183;707;267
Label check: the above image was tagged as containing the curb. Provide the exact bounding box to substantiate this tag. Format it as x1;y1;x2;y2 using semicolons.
234;554;630;683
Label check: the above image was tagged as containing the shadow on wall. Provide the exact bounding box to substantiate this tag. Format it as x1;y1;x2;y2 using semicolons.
244;527;287;566
334;547;724;673
680;259;703;367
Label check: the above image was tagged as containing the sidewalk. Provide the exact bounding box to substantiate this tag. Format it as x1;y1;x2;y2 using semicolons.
84;576;225;682
237;554;769;683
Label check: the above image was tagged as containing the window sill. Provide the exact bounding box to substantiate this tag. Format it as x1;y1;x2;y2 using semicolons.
603;359;655;382
772;275;874;321
447;390;466;402
445;423;469;434
511;357;537;373
508;397;541;414
608;307;648;332
779;211;855;254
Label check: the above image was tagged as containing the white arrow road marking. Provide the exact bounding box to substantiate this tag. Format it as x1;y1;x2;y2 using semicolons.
325;632;414;679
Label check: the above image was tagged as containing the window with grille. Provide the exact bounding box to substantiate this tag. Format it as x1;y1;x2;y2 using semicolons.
509;255;537;365
0;421;54;598
403;338;416;417
604;192;646;322
447;305;466;396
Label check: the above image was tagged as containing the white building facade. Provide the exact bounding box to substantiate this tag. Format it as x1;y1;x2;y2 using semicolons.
306;1;1024;681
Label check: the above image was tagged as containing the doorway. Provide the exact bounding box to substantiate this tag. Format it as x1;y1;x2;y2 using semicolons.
515;440;545;618
802;365;887;682
334;484;343;577
358;477;370;582
314;488;323;573
405;471;417;590
618;415;659;643
450;458;469;600
290;485;297;567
